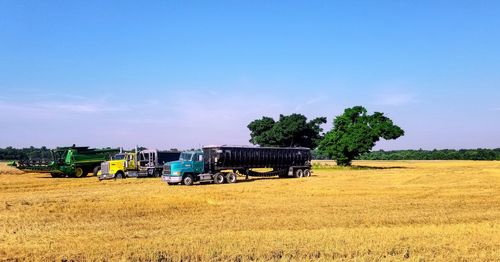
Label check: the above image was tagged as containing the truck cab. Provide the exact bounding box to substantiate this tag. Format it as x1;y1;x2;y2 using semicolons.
99;152;137;180
99;150;180;180
161;150;204;185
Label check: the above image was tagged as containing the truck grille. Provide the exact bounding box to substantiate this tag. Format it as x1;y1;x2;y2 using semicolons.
101;162;110;175
163;164;171;175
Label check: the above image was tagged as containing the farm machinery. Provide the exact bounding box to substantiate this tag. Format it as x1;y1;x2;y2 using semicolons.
11;146;119;178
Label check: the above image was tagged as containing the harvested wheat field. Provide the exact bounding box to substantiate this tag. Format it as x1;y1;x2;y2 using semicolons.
0;161;499;261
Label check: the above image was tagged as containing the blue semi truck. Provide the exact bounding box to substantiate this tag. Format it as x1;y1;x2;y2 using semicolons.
161;145;311;186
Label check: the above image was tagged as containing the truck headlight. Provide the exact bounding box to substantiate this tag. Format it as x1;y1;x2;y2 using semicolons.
173;171;181;175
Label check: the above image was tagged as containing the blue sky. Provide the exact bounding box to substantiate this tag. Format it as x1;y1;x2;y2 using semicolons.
1;1;499;150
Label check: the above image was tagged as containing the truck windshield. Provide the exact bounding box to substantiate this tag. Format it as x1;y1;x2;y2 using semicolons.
180;153;193;161
112;154;125;160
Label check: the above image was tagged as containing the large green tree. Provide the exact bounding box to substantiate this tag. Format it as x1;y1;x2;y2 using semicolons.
318;106;404;166
248;114;327;148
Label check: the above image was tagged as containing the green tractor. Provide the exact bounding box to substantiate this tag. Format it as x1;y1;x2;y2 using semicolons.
13;146;119;178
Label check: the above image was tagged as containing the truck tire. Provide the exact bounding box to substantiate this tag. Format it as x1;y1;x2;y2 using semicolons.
182;174;194;186
74;167;85;178
303;169;311;177
213;173;225;184
115;171;124;179
226;173;237;184
92;166;101;177
293;169;303;178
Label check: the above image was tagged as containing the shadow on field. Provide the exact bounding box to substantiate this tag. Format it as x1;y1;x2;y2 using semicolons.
237;176;283;183
173;176;288;186
313;165;409;170
36;176;99;179
350;165;408;170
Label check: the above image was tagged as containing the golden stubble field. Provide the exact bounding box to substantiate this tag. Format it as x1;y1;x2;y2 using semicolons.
0;161;499;261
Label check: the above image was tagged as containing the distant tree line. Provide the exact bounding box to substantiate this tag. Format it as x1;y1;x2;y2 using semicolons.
3;106;497;164
0;146;52;160
3;146;498;161
358;149;500;161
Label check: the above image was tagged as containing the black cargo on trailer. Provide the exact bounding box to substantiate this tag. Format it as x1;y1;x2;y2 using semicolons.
203;146;311;173
157;151;182;165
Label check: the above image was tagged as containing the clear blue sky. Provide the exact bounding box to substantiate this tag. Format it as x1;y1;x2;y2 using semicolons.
1;1;499;150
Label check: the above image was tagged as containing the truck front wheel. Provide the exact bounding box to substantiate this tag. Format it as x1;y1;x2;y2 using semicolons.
303;169;311;177
115;171;125;179
92;166;101;177
182;175;194;186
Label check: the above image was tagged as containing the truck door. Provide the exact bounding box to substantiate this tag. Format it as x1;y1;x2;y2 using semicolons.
193;153;204;173
127;154;136;170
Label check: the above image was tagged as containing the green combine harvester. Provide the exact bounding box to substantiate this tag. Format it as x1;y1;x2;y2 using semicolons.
12;146;119;178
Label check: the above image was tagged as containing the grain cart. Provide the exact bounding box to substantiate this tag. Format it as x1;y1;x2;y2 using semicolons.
161;146;311;186
99;149;180;180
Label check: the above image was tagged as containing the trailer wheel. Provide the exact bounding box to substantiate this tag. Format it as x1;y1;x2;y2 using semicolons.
92;166;101;177
182;175;194;186
74;167;85;178
294;169;304;178
213;173;225;184
303;169;311;177
226;173;237;184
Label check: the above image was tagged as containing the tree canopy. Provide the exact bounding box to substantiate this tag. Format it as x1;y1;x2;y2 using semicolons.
318;106;404;166
247;114;327;148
